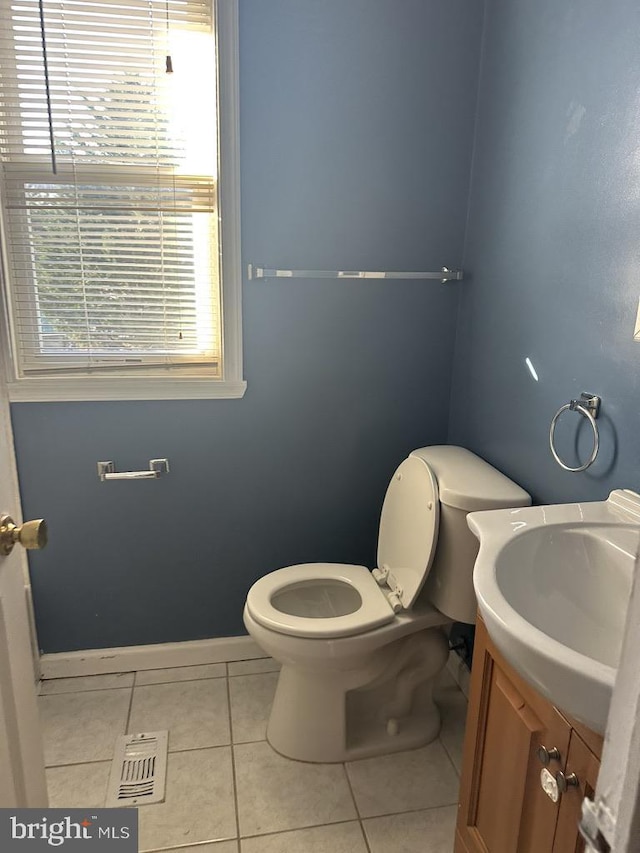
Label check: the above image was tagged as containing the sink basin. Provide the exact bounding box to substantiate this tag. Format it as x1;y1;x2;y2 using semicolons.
470;489;640;733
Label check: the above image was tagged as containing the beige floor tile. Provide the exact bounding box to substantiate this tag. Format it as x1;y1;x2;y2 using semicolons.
229;672;278;743
128;679;230;751
46;761;111;808
436;683;468;775
228;658;281;677
39;688;131;766
363;805;457;853
346;742;459;818
40;673;135;695
135;664;226;686
241;821;368;853
234;741;357;837
138;747;236;852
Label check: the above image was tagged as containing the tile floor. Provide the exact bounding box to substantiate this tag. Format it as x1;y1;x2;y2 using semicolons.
38;658;467;853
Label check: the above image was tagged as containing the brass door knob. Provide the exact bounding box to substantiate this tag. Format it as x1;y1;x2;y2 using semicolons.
0;514;48;556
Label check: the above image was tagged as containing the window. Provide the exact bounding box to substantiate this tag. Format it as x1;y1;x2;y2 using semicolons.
0;0;244;400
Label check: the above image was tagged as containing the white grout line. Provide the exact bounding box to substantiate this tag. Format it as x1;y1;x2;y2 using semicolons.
40;685;136;697
237;805;459;841
342;762;361;818
342;761;373;853
227;670;280;678
41;664;277;696
225;675;242;844
239;817;366;841
358;801;460;824
124;681;135;736
142;835;238;853
44;758;113;770
45;742;238;771
132;675;228;687
41;673;233;695
359;820;373;853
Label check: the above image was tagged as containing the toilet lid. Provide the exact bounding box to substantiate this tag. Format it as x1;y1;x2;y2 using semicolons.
377;455;440;610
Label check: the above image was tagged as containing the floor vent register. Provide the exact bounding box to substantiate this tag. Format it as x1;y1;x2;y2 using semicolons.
105;730;168;807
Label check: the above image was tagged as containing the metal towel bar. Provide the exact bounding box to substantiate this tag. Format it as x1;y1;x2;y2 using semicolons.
247;264;463;283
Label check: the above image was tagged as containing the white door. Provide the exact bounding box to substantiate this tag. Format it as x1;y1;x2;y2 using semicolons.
0;369;47;806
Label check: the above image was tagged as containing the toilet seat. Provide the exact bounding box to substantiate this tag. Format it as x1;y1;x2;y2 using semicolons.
245;563;395;639
247;456;443;641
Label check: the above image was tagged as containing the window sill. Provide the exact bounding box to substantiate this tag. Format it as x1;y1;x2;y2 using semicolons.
7;376;247;402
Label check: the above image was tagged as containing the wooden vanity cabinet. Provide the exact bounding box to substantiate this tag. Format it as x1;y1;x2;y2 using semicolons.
455;618;602;853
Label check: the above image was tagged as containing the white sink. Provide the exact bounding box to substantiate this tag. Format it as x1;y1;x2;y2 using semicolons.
470;489;640;733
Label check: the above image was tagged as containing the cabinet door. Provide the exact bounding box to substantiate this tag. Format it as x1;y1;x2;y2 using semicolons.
457;619;571;853
552;731;600;853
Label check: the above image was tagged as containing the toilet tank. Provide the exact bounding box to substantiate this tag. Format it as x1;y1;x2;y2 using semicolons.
411;446;531;624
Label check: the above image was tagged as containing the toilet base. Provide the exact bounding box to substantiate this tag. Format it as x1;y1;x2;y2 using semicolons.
265;628;449;763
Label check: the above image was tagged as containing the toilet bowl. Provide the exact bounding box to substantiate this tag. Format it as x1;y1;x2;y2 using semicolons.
244;445;530;763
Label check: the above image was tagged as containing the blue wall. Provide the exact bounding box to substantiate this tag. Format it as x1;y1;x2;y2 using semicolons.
449;0;640;504
11;0;483;653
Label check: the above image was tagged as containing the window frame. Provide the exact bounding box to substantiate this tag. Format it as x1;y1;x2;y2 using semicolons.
0;0;245;402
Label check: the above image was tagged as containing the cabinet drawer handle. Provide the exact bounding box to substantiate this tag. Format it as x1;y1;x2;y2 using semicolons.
537;745;561;766
555;771;580;793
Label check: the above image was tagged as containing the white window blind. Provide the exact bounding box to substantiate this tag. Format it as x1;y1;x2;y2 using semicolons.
0;0;222;377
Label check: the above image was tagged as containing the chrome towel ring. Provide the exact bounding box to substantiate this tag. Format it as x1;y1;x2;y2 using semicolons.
549;393;601;473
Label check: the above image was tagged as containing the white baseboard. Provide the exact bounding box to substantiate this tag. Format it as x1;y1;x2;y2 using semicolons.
446;649;470;699
39;635;264;680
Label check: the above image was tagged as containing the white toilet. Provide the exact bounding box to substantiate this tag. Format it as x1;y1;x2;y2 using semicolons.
243;445;530;763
